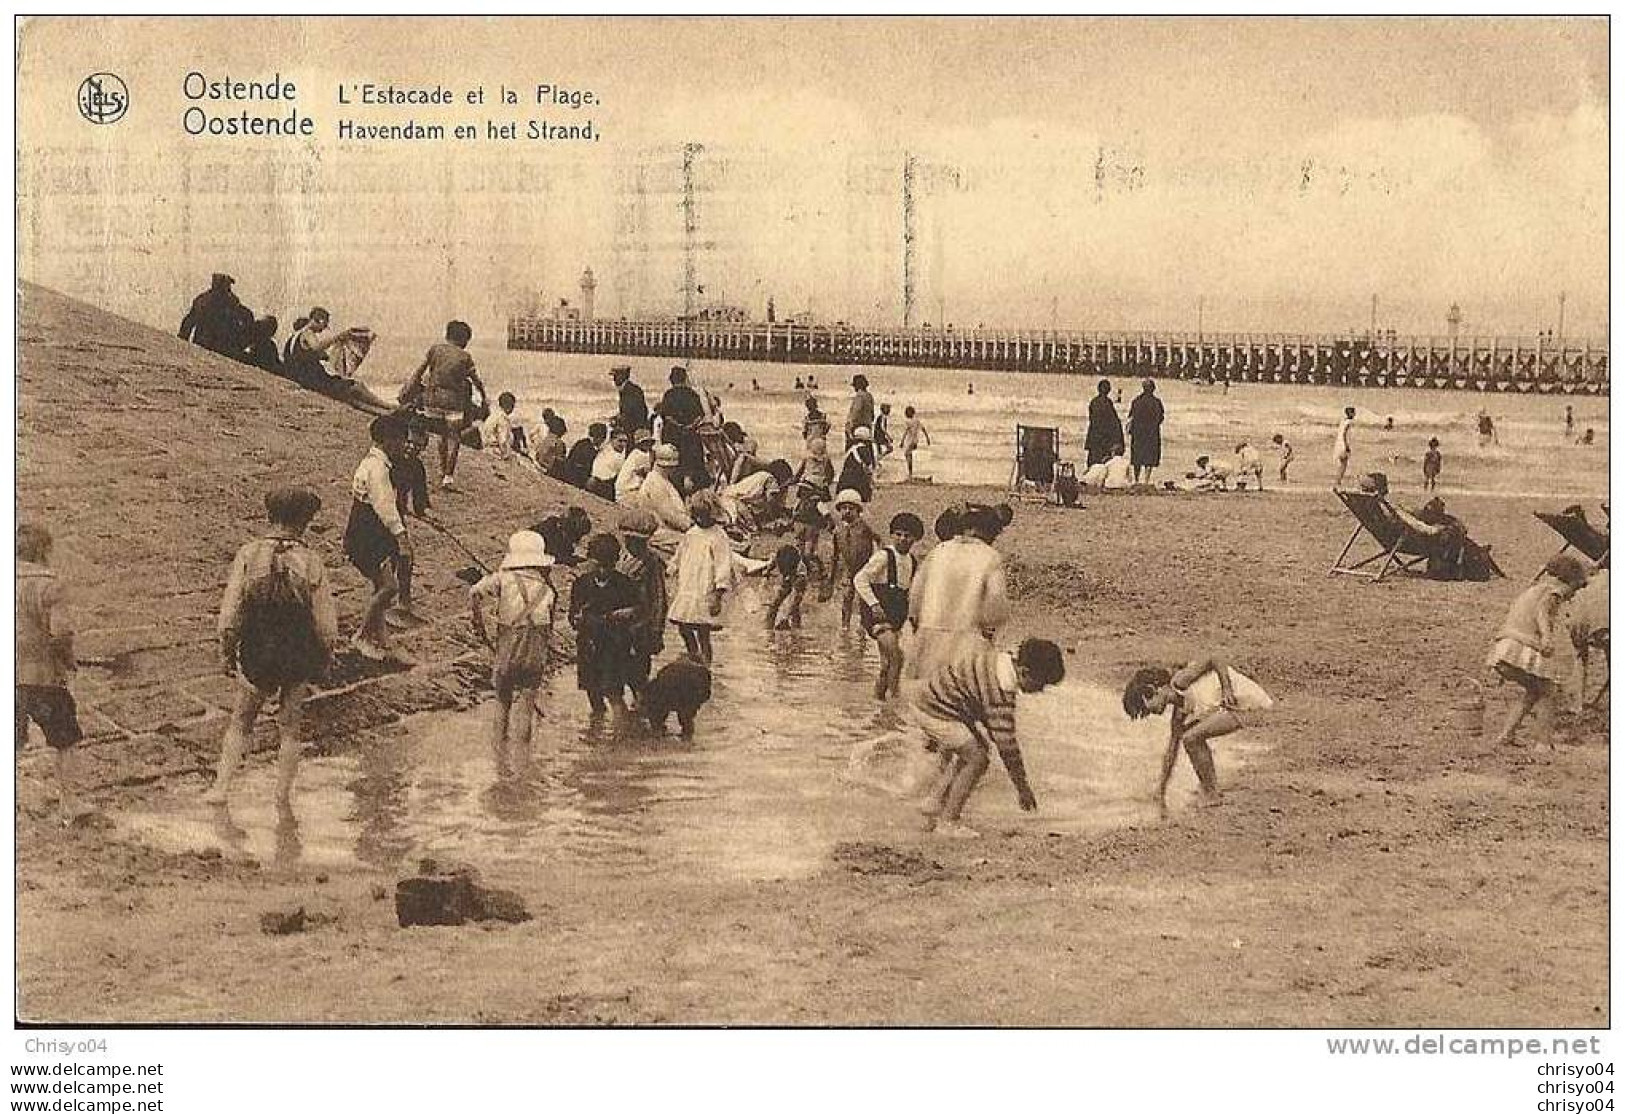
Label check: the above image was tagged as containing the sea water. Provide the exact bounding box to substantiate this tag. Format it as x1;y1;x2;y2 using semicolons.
357;335;1610;499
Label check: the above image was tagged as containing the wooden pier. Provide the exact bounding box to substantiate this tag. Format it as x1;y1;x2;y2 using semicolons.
508;318;1608;394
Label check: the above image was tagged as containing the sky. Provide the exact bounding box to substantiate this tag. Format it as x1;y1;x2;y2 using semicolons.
17;16;1609;341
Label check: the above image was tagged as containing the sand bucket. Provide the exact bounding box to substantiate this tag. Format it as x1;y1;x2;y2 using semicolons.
1449;680;1485;735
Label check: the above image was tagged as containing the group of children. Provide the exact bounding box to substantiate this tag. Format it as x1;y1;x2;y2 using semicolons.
16;341;1602;840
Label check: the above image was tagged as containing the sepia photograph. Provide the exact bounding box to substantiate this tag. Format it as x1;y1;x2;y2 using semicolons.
10;12;1611;1062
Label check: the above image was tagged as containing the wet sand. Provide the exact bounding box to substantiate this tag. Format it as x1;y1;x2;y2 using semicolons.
15;286;1607;1025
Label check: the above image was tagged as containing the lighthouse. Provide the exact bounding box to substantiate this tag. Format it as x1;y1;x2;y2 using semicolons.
580;267;596;322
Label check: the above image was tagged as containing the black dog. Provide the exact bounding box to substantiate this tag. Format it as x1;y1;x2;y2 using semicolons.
639;655;712;738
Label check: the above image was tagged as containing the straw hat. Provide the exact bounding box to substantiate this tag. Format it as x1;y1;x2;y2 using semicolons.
632;427;655;445
653;443;681;466
499;531;554;570
833;489;864;508
851;426;872;442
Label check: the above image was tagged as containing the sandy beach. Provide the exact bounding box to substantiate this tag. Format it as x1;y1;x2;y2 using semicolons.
16;285;1607;1026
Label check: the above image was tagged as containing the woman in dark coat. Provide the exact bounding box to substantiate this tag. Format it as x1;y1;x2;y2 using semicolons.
1127;379;1166;485
1084;378;1125;467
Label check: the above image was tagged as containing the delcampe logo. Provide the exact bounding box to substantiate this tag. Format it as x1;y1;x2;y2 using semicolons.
77;73;128;124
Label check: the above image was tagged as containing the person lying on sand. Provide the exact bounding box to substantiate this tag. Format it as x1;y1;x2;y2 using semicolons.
1123;656;1274;809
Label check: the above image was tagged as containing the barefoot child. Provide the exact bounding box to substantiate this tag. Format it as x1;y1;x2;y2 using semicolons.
1422;437;1442;492
668;492;736;664
207;489;338;807
469;531;556;777
912;638;1065;838
1122;656;1275;807
1271;433;1293;482
615;512;669;704
1485;554;1589;747
568;533;641;716
401;320;485;489
764;544;811;630
16;524;87;820
899;406;931;480
826;489;879;625
387;422;433;629
344;414;414;663
854;512;924;700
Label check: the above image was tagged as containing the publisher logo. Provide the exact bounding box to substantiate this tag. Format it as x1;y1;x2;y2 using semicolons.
77;73;128;124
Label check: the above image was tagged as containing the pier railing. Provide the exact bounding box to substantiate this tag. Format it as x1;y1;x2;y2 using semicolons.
507;318;1609;394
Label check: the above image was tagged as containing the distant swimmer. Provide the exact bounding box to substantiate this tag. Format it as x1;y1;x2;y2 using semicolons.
751;379;761;392
1476;410;1498;447
1383;416;1395;432
795;377;805;390
967;382;976;396
1564;404;1575;441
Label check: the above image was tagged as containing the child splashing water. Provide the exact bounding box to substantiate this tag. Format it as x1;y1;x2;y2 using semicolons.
1123;656;1274;808
1485;554;1590;748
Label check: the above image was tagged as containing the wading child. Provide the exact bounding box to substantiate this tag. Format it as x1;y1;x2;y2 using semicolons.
387;423;433;629
344;414;414;663
790;479;831;567
1272;433;1293;482
207;489;338;808
764;545;811;630
796;435;835;494
912;638;1065;838
1485;554;1589;747
854;513;924;700
1422;437;1442;492
470;531;556;777
568;533;641;716
615;513;668;703
668;492;736;664
1122;655;1275;808
16;523;87;820
826;489;879;625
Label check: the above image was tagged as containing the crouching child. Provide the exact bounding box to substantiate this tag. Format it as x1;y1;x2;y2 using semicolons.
207;488;338;808
912;638;1066;838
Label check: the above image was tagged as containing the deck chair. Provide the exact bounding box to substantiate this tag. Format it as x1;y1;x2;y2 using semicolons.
1534;507;1609;570
1010;425;1059;500
1329;490;1505;583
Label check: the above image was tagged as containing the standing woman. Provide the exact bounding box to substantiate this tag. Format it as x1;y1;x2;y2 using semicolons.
1084;378;1125;468
1122;656;1275;808
1126;379;1165;486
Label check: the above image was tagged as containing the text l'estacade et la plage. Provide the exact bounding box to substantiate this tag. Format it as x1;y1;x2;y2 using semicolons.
180;72;603;142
